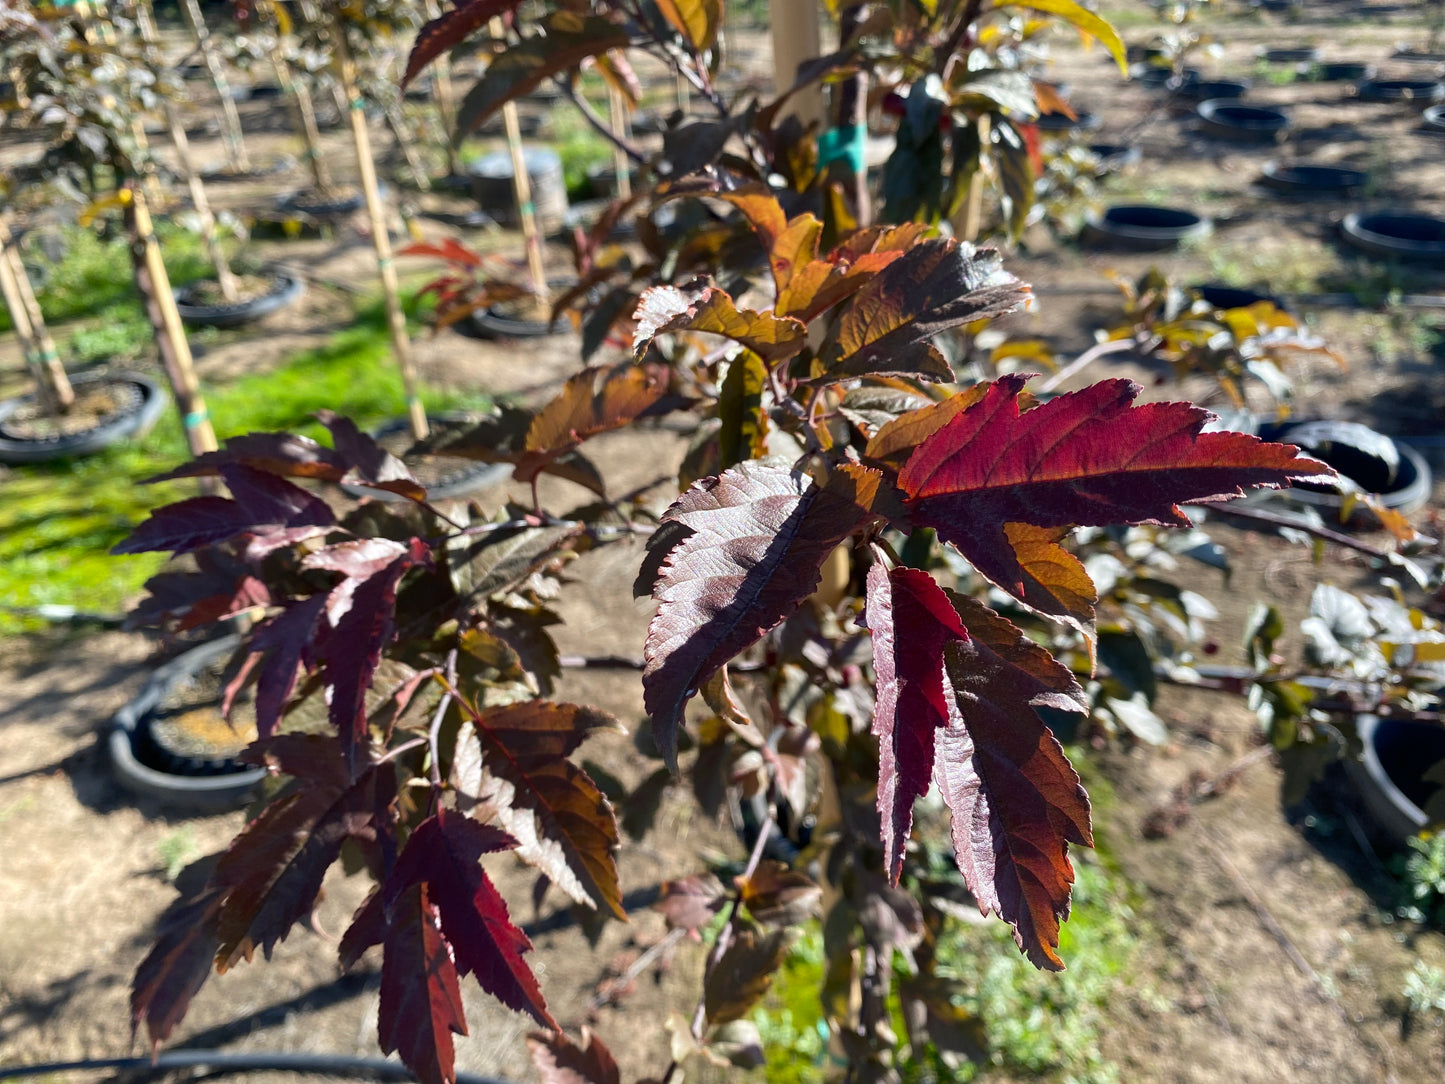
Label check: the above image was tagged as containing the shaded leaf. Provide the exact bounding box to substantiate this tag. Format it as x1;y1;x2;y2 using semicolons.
717;350;770;469
934;593;1091;970
232;594;328;738
446;522;583;602
739;861;822;926
379;883;468;1084
822;242;1029;381
114;463;335;556
653;874;727;932
387;810;555;1028
643;461;884;769
517;364;669;488
129;547;269;632
464;701;625;917
403;0;524;88
131;861;222;1051
899;376;1331;617
704;928;794;1024
865;560;969;884
339;886;387;971
456;15;629;139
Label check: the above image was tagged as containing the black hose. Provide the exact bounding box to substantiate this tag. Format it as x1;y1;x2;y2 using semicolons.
0;1051;521;1084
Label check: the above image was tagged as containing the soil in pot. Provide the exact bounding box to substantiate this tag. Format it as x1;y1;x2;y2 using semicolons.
1177;78;1251;102
174;269;305;328
1340;211;1445;261
1258;161;1367;198
1197;100;1290;141
1;378;140;442
1192;283;1286;310
1083;205;1211;250
141;662;258;775
1346;716;1445;844
1259;45;1320;64
180;273;279;308
279;185;367;218
1135;65;1202;90
1312;61;1374;82
360;415;511;501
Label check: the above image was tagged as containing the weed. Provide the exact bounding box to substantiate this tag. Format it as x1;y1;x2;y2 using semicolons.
157;828;198;882
1403;961;1445;1015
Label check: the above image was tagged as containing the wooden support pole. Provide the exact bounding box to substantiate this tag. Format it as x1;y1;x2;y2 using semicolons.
177;0;251;174
490;17;548;302
386;102;431;192
124;187;218;456
135;0;239;302
0;216;74;410
333;18;428;442
607;84;632;200
768;0;825;129
262;17;332;192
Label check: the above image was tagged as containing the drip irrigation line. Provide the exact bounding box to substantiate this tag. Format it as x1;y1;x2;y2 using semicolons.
0;1051;520;1084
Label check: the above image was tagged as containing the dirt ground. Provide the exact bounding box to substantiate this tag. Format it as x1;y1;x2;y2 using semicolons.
5;1;1445;1082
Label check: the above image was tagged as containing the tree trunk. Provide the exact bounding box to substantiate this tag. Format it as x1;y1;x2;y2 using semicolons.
0;217;74;413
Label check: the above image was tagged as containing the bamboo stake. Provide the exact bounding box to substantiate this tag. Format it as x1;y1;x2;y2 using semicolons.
385;102;431;192
489;17;548;303
135;0;239;302
607;84;632;200
177;0;251;174
332;18;428;441
422;0;460;177
124;187;217;456
0;217;74;410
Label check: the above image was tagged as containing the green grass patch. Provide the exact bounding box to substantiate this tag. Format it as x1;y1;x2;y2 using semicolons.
0;299;489;636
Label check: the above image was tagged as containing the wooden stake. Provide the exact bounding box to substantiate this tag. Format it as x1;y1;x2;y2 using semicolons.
333;17;428;441
385;102;431;192
768;0;825;129
0;236;66;416
135;0;239;302
607;84;632;200
177;0;251;175
124;187;218;456
490;17;548;303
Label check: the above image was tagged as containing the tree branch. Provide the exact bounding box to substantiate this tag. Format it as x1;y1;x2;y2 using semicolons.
553;74;648;165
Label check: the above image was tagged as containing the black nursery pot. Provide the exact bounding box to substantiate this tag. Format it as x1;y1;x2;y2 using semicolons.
1258;418;1432;520
0;371;165;464
1134;65;1201;90
1314;61;1373;82
173;268;305;329
1083;205;1211;250
1036;110;1102;133
1421;103;1445;132
1356;78;1445;105
1177;78;1251;103
1257;161;1368;198
1345;716;1445;844
1192;283;1286;311
1197;100;1290;142
1340;212;1445;261
1259;45;1320;64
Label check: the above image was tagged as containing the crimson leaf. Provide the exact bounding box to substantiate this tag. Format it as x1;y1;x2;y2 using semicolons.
402;0;524;88
898;376;1331;617
864;560;969;884
527;1027;620;1084
386;809;556;1029
379;883;468;1084
642;461;885;770
131;862;222;1052
934;591;1091;970
231;594;328;739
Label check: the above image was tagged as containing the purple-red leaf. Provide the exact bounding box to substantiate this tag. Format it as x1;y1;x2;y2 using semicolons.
326;539;430;748
129;547;270;632
465;701;624;917
934;592;1091;970
387;809;555;1029
865;560;970;885
131;864;222;1052
233;594;328;738
339;886;387;972
643;461;884;769
402;0;523;88
822;242;1030;381
212;750;391;970
113;464;335;556
898;376;1332;616
379;883;468;1084
528;1027;620;1084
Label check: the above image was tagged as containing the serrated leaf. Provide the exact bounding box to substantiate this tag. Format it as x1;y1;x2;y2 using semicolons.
339;886;386;972
402;0;524;89
822;242;1029;381
131;863;222;1051
447;522;583;601
455;15;629;139
465;701;625;917
517;364;669;489
633;282;806;364
213;751;391;970
864;384;988;467
528;1026;621;1084
642;461;884;770
934;593;1091;971
130;547;270;632
387;809;555;1028
379;883;468;1084
231;594;328;738
704;927;794;1024
654;0;722;51
865;560;969;884
114;463;335;556
899;376;1331;617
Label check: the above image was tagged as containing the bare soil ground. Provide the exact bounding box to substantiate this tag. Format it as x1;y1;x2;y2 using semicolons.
5;1;1445;1082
